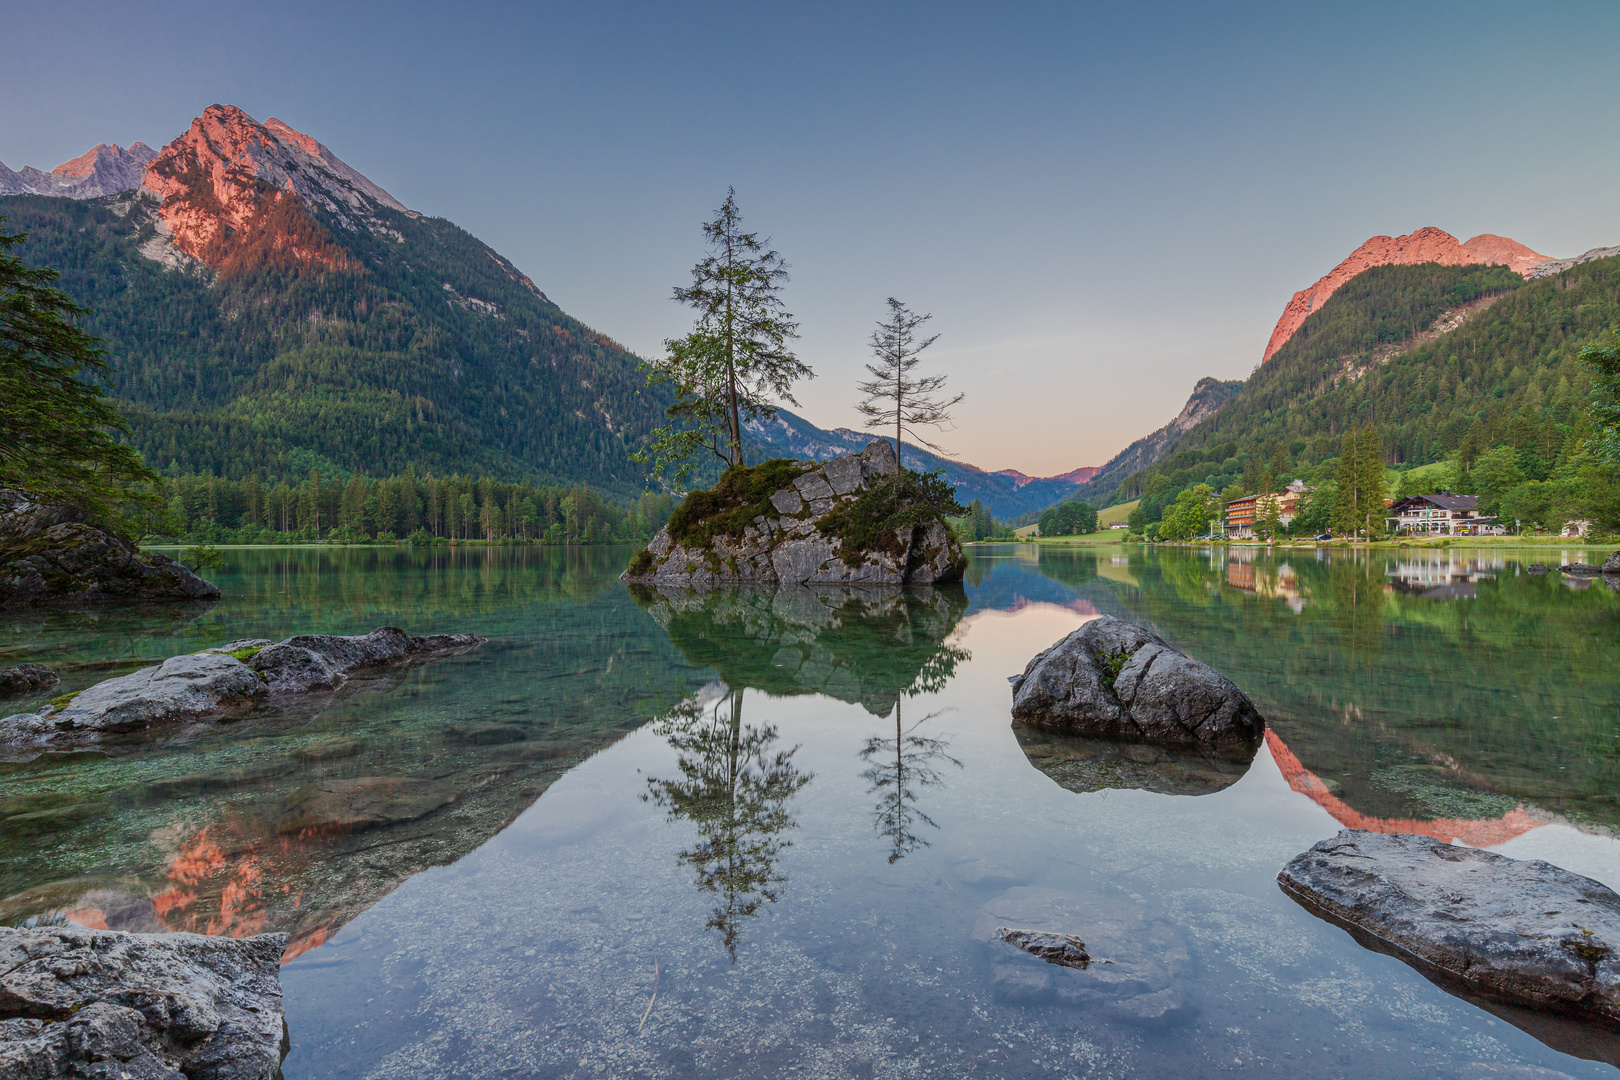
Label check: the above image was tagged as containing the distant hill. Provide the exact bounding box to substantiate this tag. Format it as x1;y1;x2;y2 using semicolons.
1058;376;1244;510
743;410;1099;520
1;105;673;496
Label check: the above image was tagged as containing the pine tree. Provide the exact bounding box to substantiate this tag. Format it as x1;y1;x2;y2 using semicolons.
0;217;161;533
1331;430;1360;538
856;298;963;473
1357;425;1388;537
637;190;809;485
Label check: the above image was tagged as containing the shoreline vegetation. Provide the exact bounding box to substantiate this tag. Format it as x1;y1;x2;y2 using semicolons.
967;532;1613;550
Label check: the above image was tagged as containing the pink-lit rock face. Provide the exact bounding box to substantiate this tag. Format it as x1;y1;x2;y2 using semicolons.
1260;227;1551;363
138;104;407;274
0;142;156;197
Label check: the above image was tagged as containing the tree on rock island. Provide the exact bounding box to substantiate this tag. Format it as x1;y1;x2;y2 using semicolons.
0;217;160;535
856;298;963;473
636;190;810;486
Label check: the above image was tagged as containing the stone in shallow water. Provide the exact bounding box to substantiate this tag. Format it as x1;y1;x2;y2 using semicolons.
1010;615;1264;754
0;663;58;697
996;927;1090;968
975;887;1190;1021
0;924;287;1080
293;735;365;761
450;722;527;745
276;776;459;835
1278;829;1620;1025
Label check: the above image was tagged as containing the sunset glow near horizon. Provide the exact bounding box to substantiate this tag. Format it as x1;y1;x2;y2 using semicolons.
6;1;1620;475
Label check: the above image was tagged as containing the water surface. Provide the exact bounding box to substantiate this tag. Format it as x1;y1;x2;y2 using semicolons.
3;543;1618;1078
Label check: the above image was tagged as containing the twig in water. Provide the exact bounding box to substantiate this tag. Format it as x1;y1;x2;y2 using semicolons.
637;959;662;1035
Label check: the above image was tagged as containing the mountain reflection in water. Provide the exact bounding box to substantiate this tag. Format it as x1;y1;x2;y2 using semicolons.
968;541;1620;836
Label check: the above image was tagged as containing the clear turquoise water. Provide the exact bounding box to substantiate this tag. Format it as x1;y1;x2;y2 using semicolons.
4;543;1618;1078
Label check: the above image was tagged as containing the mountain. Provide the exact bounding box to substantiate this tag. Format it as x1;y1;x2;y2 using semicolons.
1105;255;1620;509
743;410;1098;520
0;105;671;495
1261;227;1550;363
0;142;158;198
1061;377;1244;507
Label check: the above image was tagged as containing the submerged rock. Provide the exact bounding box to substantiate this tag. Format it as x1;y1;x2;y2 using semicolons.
1278;829;1620;1024
1526;564;1551;575
0;663;59;697
276;776;459;835
996;927;1091;968
624;442;966;586
0;521;221;608
0;626;486;747
0;924;287;1080
1009;615;1264;754
975;887;1191;1021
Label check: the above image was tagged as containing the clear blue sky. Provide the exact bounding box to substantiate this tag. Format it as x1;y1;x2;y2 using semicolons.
6;1;1620;473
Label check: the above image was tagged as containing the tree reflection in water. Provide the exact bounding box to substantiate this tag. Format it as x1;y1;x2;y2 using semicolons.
859;696;961;863
644;687;812;961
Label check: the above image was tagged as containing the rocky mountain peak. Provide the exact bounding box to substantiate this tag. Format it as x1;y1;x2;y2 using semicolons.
1261;227;1552;363
140;104;407;275
0;141;157;198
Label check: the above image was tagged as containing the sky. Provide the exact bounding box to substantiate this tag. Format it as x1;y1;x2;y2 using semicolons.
6;1;1620;475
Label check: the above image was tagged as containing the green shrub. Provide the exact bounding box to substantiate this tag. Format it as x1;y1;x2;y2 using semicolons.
626;547;655;577
667;459;803;547
816;469;966;566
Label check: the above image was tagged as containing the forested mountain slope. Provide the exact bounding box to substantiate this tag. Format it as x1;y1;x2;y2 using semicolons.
1108;258;1620;505
0;106;673;497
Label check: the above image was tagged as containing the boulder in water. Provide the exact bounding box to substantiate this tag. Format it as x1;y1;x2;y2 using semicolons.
1010;615;1264;754
0;626;486;747
0;663;59;697
624;443;965;586
1278;829;1620;1025
0;924;288;1080
0;522;221;607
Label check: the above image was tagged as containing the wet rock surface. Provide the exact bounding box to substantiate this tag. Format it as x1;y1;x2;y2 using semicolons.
975;887;1191;1021
1526;564;1551;575
0;626;486;747
1012;723;1255;796
995;927;1091;968
1560;563;1603;576
1009;615;1265;753
0;522;221;608
624;442;965;587
0;663;59;697
1278;829;1620;1024
0;924;287;1080
1604;550;1620;575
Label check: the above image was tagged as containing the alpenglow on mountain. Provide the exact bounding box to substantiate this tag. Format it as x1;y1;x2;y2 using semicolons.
3;106;1119;508
0;105;675;493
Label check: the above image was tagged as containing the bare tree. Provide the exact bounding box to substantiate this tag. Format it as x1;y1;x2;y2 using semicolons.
856;298;963;473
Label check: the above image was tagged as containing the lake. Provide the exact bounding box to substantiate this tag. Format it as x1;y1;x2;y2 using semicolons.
3;542;1618;1078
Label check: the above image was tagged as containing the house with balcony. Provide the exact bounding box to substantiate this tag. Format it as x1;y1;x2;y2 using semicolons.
1225;480;1310;539
1387;492;1502;536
